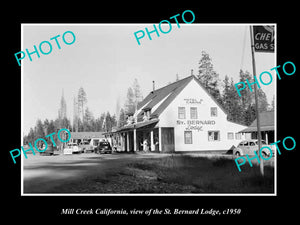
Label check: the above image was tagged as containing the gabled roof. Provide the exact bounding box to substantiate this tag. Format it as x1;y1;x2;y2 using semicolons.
240;111;274;132
136;76;192;121
136;75;227;121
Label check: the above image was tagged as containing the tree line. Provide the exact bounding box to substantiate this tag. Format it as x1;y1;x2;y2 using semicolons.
24;51;273;144
23;80;142;144
197;51;273;126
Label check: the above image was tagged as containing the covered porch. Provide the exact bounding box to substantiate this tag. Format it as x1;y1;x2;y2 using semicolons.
105;119;175;153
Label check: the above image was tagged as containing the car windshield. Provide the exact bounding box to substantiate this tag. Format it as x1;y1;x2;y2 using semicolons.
255;140;267;145
93;140;99;146
238;141;248;146
100;142;110;146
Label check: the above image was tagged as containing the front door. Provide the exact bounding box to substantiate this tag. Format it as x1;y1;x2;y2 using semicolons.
161;128;175;153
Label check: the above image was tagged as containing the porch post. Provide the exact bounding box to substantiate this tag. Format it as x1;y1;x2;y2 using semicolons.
150;130;154;151
158;127;162;152
126;132;130;152
120;133;124;151
266;132;269;145
133;129;137;151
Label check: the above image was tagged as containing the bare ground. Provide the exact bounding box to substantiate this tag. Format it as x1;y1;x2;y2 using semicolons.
23;152;274;194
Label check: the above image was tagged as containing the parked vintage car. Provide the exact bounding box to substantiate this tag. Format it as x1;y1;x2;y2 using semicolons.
40;143;54;156
95;141;112;154
63;143;82;154
79;138;101;153
233;139;274;157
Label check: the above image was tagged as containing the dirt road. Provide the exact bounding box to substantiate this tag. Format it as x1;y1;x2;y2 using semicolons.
23;152;274;194
23;152;169;194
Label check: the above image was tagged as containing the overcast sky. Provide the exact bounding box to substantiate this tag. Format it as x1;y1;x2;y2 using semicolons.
22;24;275;135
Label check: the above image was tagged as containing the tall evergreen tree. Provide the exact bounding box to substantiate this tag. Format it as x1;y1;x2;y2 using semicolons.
34;119;45;149
257;89;269;112
78;87;87;122
244;104;256;126
118;108;127;128
73;96;79;132
35;119;45;138
132;78;143;107
24;127;35;144
124;87;135;114
83;107;94;131
222;76;244;124
197;51;222;104
58;89;67;121
221;75;231;110
238;70;253;110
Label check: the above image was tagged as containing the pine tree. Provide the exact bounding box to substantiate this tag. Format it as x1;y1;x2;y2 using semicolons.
45;119;59;146
239;70;253;110
123;79;143;119
94;115;105;131
78;87;87;122
124;87;135;114
132;78;143;105
25;128;35;144
222;75;231;110
73;96;79;132
34;119;45;149
197;51;222;104
118;108;127;128
237;70;269;124
244;104;256;126
35;119;45;138
222;76;244;124
58;89;67;121
99;113;106;131
83;107;94;131
257;89;269;112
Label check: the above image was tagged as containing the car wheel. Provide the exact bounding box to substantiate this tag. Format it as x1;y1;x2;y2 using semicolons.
261;151;268;158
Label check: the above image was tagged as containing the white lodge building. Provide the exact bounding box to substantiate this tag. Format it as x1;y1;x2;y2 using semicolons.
109;75;247;153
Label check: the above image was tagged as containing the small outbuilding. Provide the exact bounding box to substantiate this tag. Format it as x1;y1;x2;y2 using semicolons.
239;111;275;144
69;132;105;151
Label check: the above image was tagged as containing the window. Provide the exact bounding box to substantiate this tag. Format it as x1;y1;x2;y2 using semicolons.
208;131;220;141
235;133;241;140
143;109;151;121
227;132;234;140
249;141;256;146
190;107;198;119
210;107;217;117
178;107;186;119
184;131;193;144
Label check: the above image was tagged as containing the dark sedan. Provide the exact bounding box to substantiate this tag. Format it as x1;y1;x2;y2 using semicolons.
95;141;112;154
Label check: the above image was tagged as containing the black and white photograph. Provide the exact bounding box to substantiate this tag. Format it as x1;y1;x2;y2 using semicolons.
21;24;276;195
3;4;298;221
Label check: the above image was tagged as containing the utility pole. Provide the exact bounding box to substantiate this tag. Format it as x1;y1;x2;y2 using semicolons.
249;25;264;176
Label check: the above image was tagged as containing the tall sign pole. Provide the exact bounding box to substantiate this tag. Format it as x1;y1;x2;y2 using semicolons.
249;25;264;176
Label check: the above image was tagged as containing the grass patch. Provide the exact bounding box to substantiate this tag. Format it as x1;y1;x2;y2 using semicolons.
126;155;274;193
